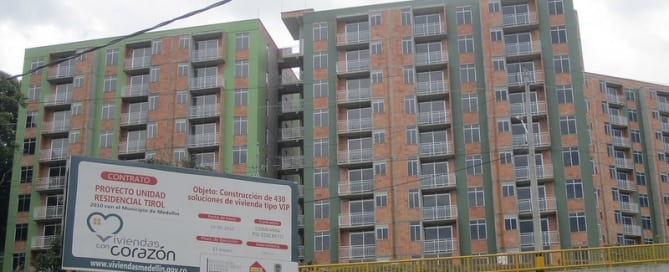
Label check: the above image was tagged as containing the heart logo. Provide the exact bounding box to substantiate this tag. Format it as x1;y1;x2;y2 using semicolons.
87;212;124;242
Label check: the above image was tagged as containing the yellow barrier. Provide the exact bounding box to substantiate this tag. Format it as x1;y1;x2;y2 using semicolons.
298;243;669;271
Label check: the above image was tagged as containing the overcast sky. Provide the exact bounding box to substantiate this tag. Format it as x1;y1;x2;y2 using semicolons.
1;0;667;85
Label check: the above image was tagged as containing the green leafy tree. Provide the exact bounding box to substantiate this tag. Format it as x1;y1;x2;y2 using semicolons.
0;71;24;251
32;234;63;272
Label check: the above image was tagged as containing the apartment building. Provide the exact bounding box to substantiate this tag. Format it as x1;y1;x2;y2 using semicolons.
3;20;279;271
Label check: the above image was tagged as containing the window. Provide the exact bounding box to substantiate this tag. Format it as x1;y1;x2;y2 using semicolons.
628;109;638;122
101;103;115;120
495;88;508;102
625;88;636;101
500;151;512;164
560;116;577;134
489;0;501;12
550;25;567;44
402;37;413;54
149;96;158;110
458;35;474;53
403;66;414;84
105;48;119;65
370;13;381;26
314;231;330;251
70;103;81;116
234;117;247;135
563;147;580;166
468;187;484;206
662;174;669;183
177;63;189;76
25;111;37;128
665;195;669;205
314;168;329;188
490;29;503;41
313;109;329;127
314;200;329;218
149;67;160;82
407;159;418;176
313;52;328;69
69;130;80;143
145;123;156;139
410;222;421;241
569;212;587;232
504;216;517;230
633;151;643;164
554;55;570;73
462;94;478;112
460;64;476;82
642;216;652;230
313;22;328;41
372;99;384;113
557;85;573;104
15;223;28;241
548;0;564;15
406;126;418;144
409;189;420;208
30;58;44;75
374;161;386;175
566;179;583;199
376;225;389;240
470;219;487;240
73;76;84;88
464;124;481;143
103;76;116;92
233;88;248;106
502;182;515;197
23;138;36;155
456;6;472;25
235;32;249;50
631;130;640;143
99;130;113;147
373;130;385;144
401;9;412;25
20;166;33;183
493;57;505;71
404;96;416;113
232;146;247;164
175;119;186;133
498;119;510;132
314;138;329;157
235;60;248;78
17;194;30;212
466;155;483;175
372;71;383;84
639;194;649;208
371;41;382;55
12;253;25;271
311;80;328;97
176;91;188;104
179;36;190;48
28;85;40;101
375;193;388;207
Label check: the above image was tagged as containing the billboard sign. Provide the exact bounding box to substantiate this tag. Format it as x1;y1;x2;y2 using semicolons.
63;156;297;272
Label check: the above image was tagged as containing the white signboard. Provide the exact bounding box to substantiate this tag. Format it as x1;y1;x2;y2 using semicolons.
63;157;297;272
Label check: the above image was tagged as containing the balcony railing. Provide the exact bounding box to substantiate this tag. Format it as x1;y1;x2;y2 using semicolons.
336;31;370;45
420;174;456;190
514;164;554;180
614;158;634;169
39;148;68;162
337;59;370;74
280;127;304;140
35;176;66;191
504;41;542;57
41;120;71;133
281;69;303;85
623;224;642;236
189;104;219;118
118;140;147;154
44;94;72;106
617;179;636;191
415;51;447;66
419;141;453;156
190;76;220;90
297;215;304;227
507;70;544;86
281;100;304;113
338;179;374;195
337;149;374;164
339;212;375;227
188;133;220;147
509;102;547;116
511;133;551;148
33;205;64;220
517;197;556;213
659;102;669;112
281;156;304;169
423;239;457;254
191;47;221;62
47;65;74;80
520;231;559;246
607;93;625;105
612;136;631;147
422;205;457;221
337;88;371;104
337;118;373;134
414;22;444;37
620;202;639;213
416;80;448;96
502;12;538;27
120;112;148;126
610;115;629;126
339;245;376;260
31;235;57;250
122;84;149;97
661;122;669;133
298;246;305;258
418;111;449;126
124;56;151;70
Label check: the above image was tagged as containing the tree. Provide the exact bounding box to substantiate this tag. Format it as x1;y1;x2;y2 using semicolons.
0;71;24;252
32;234;63;272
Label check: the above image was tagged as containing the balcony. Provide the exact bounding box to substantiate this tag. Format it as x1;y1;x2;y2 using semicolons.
297;215;304;227
35;176;66;192
279;69;303;93
298;246;305;259
278;46;303;69
280;156;304;170
118;140;147;155
189;104;220;120
33;205;64;221
520;231;559;247
661;123;669;133
43;94;72;108
414;51;447;69
416;80;448;97
517;197;556;214
507;70;544;87
417;111;450;127
612;136;631;148
337;118;373;135
121;84;150;100
336;31;370;47
47;65;74;83
423;239;457;255
339;245;376;261
31;235;57;250
191;47;224;65
623;224;642;236
607;93;625;105
120;112;148;127
41;120;71;135
502;12;538;30
190;76;221;94
422;205;457;221
614;158;634;170
514;164;554;181
336;59;370;77
339;212;375;228
39;148;68;162
336;88;371;106
338;179;374;196
280;100;304;114
504;41;541;60
664;142;669;153
620;202;639;214
188;133;220;148
338;149;374;166
617;179;637;192
123;56;151;73
279;127;304;141
609;115;629;127
509;102;547;117
413;22;446;42
511;133;551;149
659;102;669;113
419;141;454;157
420;174;456;191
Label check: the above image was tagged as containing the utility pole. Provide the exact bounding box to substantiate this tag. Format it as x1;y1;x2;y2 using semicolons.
523;76;544;253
